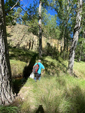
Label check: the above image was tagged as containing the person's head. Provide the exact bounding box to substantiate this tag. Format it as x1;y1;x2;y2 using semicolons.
38;59;41;62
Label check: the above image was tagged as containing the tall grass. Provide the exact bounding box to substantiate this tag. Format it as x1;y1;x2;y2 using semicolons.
74;61;85;78
18;74;85;113
0;106;18;113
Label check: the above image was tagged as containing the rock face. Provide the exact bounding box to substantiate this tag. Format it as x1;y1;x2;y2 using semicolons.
7;24;39;51
7;24;64;51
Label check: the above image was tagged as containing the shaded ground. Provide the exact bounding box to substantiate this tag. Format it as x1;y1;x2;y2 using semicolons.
9;46;38;94
23;53;38;79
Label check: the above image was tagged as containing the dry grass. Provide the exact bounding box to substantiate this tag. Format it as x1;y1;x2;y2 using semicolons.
73;61;85;78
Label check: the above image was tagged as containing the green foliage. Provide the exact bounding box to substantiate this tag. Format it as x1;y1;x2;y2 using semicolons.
5;0;18;12
27;19;39;35
42;8;60;39
6;10;16;25
5;0;20;25
14;8;22;24
51;0;78;51
20;0;39;34
81;1;85;31
0;106;18;113
75;36;85;61
75;1;85;62
26;1;38;21
42;0;49;8
22;13;29;25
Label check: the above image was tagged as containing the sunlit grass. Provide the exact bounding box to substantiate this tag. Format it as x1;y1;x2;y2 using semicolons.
74;61;85;78
18;74;85;113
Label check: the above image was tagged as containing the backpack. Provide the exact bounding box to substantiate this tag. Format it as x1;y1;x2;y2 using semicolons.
33;63;39;74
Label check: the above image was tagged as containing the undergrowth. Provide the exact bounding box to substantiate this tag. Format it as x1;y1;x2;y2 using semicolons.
2;48;85;113
18;74;85;113
0;106;18;113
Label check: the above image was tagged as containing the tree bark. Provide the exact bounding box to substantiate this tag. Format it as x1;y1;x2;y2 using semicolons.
0;0;14;105
39;0;42;57
68;0;82;74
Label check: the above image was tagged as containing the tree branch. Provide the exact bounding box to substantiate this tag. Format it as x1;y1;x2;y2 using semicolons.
5;0;20;15
21;0;30;7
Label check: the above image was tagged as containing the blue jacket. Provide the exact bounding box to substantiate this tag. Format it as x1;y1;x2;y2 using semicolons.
34;62;45;74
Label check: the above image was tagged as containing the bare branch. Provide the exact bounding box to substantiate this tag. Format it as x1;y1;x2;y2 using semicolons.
18;4;43;29
21;0;30;7
18;4;30;16
5;0;20;15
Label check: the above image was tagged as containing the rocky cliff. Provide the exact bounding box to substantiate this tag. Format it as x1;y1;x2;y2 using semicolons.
7;24;64;52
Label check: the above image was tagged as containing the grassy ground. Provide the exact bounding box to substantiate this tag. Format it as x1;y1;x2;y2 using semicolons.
1;47;85;113
14;74;85;113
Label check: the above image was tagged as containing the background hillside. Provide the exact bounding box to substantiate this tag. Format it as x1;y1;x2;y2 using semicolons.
7;24;64;52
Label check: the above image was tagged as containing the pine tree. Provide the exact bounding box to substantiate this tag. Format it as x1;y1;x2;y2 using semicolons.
0;0;14;105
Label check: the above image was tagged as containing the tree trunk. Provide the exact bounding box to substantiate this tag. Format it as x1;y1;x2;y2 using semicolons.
68;0;82;74
39;0;42;57
66;0;69;53
0;0;14;105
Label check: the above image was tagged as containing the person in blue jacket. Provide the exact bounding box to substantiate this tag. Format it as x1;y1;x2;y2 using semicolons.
33;59;45;81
